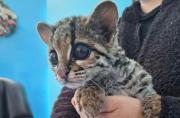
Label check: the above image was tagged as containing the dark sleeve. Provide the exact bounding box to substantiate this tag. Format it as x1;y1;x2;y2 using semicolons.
160;96;180;118
51;87;80;118
0;78;33;118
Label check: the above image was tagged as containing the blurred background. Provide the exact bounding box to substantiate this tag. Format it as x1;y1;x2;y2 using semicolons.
0;0;131;117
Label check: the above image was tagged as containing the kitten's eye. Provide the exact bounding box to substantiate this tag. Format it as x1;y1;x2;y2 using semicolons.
73;43;91;60
49;50;58;66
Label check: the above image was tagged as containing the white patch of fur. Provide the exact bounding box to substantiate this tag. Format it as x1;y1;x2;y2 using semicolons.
67;45;72;61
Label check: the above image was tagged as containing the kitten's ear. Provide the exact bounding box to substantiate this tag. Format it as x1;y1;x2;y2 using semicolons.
88;1;118;41
37;23;53;44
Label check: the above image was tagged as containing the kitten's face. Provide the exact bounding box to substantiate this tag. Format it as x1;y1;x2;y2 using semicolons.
47;17;114;88
37;1;118;88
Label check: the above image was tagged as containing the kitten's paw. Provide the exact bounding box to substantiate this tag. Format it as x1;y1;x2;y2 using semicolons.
143;94;161;118
74;86;105;118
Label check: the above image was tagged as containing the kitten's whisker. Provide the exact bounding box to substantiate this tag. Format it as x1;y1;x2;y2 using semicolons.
69;76;85;82
75;70;86;75
89;79;103;90
73;75;86;81
74;75;86;78
69;72;75;77
87;64;96;68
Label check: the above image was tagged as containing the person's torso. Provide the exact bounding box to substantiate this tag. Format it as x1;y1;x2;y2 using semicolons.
118;0;180;96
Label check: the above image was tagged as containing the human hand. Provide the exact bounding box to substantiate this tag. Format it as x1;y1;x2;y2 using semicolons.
72;96;144;118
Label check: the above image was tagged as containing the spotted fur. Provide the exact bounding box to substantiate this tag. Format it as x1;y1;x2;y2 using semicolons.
37;1;161;118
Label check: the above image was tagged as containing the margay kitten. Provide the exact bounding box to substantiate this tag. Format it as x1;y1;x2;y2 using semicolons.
37;1;161;118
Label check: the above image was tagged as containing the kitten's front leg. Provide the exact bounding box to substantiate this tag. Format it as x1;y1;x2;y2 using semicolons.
74;85;105;118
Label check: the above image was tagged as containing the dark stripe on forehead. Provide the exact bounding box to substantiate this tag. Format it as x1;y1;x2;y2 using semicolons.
70;20;76;44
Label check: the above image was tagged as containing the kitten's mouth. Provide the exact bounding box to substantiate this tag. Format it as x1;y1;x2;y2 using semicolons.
57;64;111;88
68;70;87;82
67;65;105;83
56;66;91;84
57;63;110;87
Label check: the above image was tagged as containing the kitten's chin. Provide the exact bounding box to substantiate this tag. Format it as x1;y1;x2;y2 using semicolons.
56;66;104;89
56;76;89;89
64;82;85;89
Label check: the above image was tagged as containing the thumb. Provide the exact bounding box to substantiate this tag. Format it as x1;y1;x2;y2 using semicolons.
100;96;120;113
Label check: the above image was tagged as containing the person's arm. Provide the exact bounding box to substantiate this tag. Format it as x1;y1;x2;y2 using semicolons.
51;87;80;118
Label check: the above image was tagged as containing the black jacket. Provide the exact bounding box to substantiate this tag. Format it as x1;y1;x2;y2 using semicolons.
118;0;180;117
0;78;33;118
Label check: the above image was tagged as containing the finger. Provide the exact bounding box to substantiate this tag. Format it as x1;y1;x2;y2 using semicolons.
100;96;120;112
96;112;116;118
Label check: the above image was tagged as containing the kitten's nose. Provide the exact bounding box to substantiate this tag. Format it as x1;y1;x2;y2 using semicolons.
57;69;69;79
